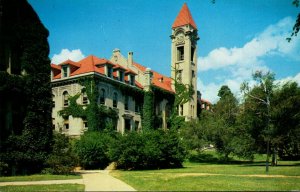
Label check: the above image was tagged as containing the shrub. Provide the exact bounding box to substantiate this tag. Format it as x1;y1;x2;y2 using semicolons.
74;132;111;169
108;129;186;170
43;133;78;175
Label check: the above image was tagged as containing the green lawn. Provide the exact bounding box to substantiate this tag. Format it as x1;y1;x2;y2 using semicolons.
111;160;300;191
0;184;84;191
0;174;81;182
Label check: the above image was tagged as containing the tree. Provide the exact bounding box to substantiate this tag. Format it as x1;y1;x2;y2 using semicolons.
272;81;300;160
241;71;275;172
211;86;239;160
287;0;300;41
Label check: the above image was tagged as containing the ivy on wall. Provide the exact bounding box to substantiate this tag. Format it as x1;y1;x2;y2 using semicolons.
0;0;53;175
142;91;154;130
58;76;119;132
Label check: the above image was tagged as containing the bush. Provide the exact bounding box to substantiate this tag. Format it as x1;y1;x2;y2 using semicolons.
108;129;186;170
0;161;9;176
74;132;111;169
43;133;78;175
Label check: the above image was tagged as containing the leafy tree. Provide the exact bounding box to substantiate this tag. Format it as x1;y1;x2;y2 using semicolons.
43;133;78;175
74;131;112;169
272;81;300;160
241;71;275;171
287;0;300;41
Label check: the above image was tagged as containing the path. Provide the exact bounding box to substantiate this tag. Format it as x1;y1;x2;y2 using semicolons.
80;170;136;191
0;170;136;191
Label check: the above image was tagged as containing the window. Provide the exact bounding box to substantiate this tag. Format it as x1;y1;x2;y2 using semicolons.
107;66;113;78
82;92;88;105
129;75;135;85
191;46;195;62
177;70;182;83
63;91;69;107
192;70;195;79
64;122;69;130
180;104;183;116
135;102;140;113
125;95;129;110
113;92;118;108
83;121;88;129
177;46;184;61
100;88;105;105
52;94;55;108
125;119;131;131
119;71;124;81
62;65;68;77
135;121;139;131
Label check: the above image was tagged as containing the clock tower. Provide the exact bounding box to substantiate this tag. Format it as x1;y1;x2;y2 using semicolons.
171;3;199;120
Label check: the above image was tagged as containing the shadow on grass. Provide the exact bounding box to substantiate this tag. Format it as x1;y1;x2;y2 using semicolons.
188;153;253;165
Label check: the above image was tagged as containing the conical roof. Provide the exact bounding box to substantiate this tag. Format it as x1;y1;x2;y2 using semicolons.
172;3;197;29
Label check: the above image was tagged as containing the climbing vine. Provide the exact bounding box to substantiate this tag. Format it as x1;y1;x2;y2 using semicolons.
142;91;154;130
58;76;119;132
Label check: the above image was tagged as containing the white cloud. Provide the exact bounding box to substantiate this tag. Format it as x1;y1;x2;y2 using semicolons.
198;17;300;72
51;49;85;64
197;17;300;103
275;73;300;86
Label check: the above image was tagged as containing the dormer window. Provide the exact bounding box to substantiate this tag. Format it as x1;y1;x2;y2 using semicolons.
129;75;135;85
107;66;113;78
62;65;69;78
119;71;124;82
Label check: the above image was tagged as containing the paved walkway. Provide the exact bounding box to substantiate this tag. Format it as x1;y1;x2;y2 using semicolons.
0;170;136;191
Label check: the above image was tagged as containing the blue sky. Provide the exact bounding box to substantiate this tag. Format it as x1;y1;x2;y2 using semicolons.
28;0;300;103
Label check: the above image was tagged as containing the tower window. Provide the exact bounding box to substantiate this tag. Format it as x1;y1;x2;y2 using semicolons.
177;70;182;83
191;46;195;62
177;46;184;61
192;70;195;78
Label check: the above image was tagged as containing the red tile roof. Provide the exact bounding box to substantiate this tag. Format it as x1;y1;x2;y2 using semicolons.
51;55;174;93
59;59;81;68
172;3;197;29
133;62;174;93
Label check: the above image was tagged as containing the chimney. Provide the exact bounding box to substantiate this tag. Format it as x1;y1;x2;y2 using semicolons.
128;51;133;67
112;48;120;63
144;67;153;91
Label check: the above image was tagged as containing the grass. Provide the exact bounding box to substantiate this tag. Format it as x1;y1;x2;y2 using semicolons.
110;153;300;191
0;174;81;182
0;184;84;191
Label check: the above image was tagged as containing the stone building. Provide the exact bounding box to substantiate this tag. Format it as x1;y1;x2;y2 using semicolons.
51;3;202;136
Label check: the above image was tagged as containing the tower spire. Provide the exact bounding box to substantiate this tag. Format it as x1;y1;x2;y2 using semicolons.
172;3;197;29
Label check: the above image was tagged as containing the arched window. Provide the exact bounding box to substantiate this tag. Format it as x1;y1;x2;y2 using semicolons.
113;92;118;108
100;88;105;105
63;91;69;107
